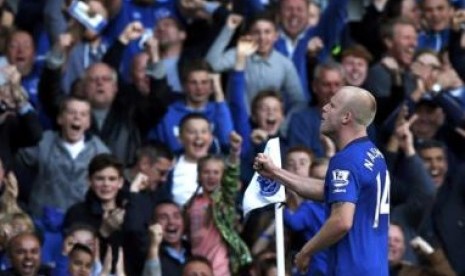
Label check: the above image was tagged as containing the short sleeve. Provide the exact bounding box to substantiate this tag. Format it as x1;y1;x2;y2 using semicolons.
325;157;359;204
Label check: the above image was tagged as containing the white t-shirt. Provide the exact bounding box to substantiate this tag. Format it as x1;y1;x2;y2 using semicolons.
171;155;202;207
62;138;85;159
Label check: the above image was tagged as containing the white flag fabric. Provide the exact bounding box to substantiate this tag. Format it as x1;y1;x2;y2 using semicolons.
242;137;286;217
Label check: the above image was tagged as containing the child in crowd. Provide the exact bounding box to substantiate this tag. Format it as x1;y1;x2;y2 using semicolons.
53;223;100;276
62;154;127;275
185;132;251;275
17;96;109;218
68;244;93;276
159;113;215;207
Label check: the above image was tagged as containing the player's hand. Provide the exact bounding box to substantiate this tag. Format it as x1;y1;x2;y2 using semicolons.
253;153;278;179
295;250;311;274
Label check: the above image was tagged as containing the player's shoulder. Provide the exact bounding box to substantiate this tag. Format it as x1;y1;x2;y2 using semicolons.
333;140;386;171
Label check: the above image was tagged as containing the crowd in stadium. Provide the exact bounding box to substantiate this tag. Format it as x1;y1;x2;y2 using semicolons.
0;0;464;275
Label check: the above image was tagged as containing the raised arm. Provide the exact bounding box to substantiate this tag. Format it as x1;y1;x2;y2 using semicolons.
313;0;349;61
254;153;325;201
227;36;258;155
39;33;73;121
142;224;163;276
205;14;243;72
220;132;242;205
102;21;144;72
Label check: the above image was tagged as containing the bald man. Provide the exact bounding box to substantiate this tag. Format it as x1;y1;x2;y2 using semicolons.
2;232;51;276
254;86;389;276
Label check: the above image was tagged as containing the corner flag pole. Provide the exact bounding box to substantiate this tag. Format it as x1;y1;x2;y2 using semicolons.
275;202;286;276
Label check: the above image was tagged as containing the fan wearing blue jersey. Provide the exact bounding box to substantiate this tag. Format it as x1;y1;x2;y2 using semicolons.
254;86;389;276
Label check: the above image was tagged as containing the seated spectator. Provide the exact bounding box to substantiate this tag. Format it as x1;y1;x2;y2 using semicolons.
147;60;233;155
206;13;305;113
17;96;109;218
184;132;251;275
0;232;52;276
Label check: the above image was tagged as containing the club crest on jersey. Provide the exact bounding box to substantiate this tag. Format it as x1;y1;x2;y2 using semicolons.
331;170;350;187
258;175;280;196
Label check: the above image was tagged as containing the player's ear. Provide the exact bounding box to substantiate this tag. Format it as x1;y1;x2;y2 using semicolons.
341;111;351;124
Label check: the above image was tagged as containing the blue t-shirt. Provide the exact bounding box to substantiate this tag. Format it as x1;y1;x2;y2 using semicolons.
324;137;389;276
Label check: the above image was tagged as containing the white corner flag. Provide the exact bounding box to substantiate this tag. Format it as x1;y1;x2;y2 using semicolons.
242;137;286;217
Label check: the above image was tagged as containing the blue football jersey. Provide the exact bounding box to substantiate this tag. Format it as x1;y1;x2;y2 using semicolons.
324;137;389;276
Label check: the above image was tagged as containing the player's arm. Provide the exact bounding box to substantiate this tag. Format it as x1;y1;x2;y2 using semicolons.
254;153;325;201
297;202;355;259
